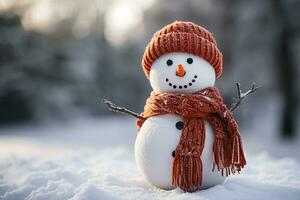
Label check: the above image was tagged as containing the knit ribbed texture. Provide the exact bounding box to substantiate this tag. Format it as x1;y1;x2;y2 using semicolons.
142;21;223;78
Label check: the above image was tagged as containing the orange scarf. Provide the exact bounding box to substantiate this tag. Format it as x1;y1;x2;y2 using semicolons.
137;87;246;192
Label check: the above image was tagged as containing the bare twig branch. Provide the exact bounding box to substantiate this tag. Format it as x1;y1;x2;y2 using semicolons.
230;82;260;112
237;82;242;98
101;99;145;120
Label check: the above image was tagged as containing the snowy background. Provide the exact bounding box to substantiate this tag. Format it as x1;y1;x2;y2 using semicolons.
0;0;300;199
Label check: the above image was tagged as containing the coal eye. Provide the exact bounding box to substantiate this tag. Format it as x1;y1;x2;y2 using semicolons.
187;58;193;64
166;59;173;66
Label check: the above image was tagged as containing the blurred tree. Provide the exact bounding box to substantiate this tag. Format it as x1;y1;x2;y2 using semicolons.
274;0;300;138
230;0;299;138
0;0;299;134
0;17;33;124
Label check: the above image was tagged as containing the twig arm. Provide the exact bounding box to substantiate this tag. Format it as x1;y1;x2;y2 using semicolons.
101;99;145;120
230;82;260;112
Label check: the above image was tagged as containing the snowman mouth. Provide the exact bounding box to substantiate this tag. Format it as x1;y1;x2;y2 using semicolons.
165;75;198;89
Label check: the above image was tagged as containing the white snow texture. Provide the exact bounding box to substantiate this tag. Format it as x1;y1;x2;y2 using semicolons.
0;116;300;200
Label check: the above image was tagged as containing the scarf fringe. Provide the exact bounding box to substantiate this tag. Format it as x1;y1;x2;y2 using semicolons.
213;134;246;175
231;133;246;172
212;138;225;172
172;152;202;192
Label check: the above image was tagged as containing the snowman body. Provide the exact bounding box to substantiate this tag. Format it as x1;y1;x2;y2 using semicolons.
135;114;225;189
135;52;226;189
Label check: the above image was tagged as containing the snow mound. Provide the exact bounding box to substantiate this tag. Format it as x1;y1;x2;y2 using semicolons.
0;117;299;200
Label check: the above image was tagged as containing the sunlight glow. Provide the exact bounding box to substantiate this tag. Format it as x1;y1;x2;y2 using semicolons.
104;0;143;46
0;0;156;45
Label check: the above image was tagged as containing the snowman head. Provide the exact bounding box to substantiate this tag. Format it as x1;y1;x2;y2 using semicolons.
149;52;215;93
142;21;223;93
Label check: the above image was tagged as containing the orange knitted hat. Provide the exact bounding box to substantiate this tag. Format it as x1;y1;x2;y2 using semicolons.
141;21;223;78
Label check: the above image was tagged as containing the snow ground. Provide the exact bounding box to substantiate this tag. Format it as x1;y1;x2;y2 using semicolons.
0;102;300;200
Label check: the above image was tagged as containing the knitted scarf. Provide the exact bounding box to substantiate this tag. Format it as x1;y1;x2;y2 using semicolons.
137;87;246;192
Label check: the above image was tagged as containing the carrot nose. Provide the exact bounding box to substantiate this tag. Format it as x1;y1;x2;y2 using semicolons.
176;64;186;77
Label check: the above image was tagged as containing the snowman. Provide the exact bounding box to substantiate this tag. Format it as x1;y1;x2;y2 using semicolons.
134;21;246;192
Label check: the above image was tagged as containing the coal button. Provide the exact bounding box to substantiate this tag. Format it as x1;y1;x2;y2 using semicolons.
175;121;184;130
172;150;176;158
